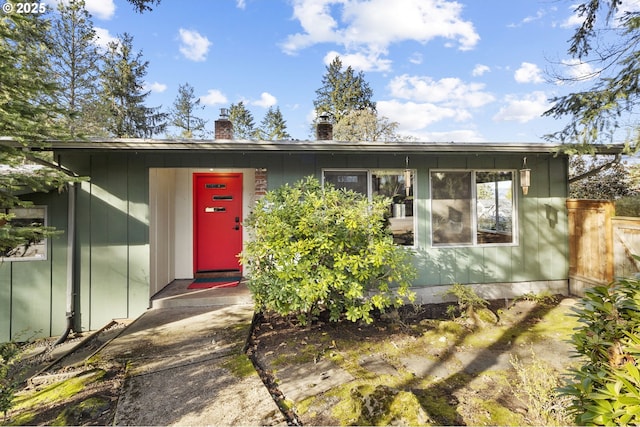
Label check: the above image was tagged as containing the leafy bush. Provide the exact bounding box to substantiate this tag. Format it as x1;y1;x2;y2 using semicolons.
240;176;416;325
560;278;640;425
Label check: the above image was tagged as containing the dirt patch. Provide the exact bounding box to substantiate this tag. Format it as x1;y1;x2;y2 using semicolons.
3;362;125;426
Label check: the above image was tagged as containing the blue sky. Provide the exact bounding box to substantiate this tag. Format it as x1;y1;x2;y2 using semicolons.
46;0;640;142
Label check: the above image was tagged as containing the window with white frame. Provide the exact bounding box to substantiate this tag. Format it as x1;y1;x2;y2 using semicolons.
430;170;516;246
323;169;415;246
1;206;48;261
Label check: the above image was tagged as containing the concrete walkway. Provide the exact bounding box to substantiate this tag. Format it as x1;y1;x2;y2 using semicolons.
94;287;286;426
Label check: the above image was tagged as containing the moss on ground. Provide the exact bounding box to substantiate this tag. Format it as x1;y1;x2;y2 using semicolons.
52;396;110;426
221;353;256;378
11;369;105;411
4;369;107;426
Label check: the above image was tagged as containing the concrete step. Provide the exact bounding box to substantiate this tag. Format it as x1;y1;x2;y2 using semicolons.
150;279;253;309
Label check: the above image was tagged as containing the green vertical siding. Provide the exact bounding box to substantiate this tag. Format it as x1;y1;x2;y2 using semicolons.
127;155;150;315
0;263;11;340
0;149;569;342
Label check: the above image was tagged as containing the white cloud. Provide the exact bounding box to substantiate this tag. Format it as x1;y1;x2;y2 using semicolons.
144;82;167;93
281;0;479;60
561;58;599;81
85;0;115;20
93;27;118;51
252;92;277;108
472;64;490;76
200;89;228;106
178;29;211;62
388;74;495;108
424;129;486;143
493;91;551;123
378;100;469;132
515;62;544;84
48;0;116;19
323;50;392;72
236;0;246;9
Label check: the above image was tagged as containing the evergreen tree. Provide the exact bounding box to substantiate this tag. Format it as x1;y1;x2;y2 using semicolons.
313;56;375;124
256;106;291;140
0;5;76;258
100;33;167;138
127;0;161;13
229;101;256;140
569;155;633;199
544;1;640;150
49;0;106;137
169;83;208;138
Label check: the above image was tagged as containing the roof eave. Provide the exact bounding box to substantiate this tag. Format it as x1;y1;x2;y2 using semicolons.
0;136;626;155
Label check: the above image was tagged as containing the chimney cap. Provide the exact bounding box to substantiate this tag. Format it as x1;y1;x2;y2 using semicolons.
219;108;230;119
317;111;332;123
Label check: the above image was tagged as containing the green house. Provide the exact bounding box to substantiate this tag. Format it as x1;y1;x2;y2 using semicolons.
0;124;604;342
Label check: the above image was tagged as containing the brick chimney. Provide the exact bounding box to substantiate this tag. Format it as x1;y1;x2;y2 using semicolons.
316;112;333;141
215;108;233;140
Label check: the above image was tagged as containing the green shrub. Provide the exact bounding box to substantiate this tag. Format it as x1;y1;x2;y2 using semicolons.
615;195;640;217
443;283;488;320
560;277;640;425
0;341;19;416
240;176;416;325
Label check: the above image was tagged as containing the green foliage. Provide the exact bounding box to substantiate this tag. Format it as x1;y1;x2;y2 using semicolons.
0;342;19;416
241;176;416;325
49;0;105;137
544;1;640;148
333;108;400;142
570;155;634;199
255;106;290;141
100;33;167;138
560;277;640;425
1;7;77;258
616;195;640;217
169;82;208;138
228;101;256;140
443;283;488;320
313;56;375;125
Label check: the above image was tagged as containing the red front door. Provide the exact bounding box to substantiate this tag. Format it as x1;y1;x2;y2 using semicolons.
193;173;243;274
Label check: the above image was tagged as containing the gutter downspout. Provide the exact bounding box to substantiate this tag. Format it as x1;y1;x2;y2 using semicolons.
54;181;78;346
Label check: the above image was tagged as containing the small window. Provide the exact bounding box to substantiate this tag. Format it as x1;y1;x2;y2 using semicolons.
323;170;368;194
430;170;516;247
323;169;415;246
1;206;48;261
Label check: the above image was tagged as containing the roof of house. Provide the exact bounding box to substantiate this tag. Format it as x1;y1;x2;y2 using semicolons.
0;137;626;155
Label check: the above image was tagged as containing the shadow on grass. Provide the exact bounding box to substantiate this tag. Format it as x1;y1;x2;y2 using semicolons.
332;301;559;425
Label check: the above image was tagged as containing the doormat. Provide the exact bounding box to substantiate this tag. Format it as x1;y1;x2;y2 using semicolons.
188;277;242;289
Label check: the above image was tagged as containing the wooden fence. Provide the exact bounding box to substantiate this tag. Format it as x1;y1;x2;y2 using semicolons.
567;199;640;295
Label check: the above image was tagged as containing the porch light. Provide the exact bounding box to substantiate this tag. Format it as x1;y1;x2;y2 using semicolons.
520;157;531;195
404;156;411;196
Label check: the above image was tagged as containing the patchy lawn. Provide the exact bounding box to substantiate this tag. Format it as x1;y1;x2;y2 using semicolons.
248;295;580;426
